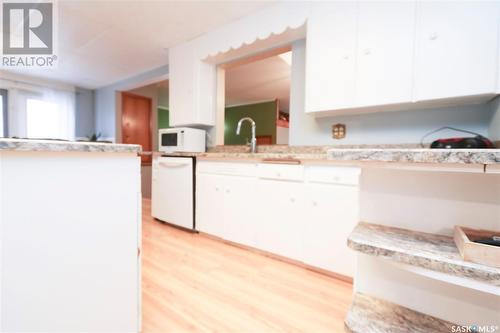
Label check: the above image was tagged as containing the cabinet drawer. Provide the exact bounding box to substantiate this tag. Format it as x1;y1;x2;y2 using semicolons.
197;161;257;177
306;166;361;185
257;164;304;181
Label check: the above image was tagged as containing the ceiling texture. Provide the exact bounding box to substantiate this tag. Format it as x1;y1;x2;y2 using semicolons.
2;1;274;89
225;52;291;112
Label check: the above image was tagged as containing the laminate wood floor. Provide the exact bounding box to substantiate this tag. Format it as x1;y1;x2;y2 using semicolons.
141;199;353;333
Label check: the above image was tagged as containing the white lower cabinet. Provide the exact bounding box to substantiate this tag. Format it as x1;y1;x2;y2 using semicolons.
196;162;258;247
256;178;304;260
196;161;361;278
223;175;258;247
302;182;359;276
196;173;226;237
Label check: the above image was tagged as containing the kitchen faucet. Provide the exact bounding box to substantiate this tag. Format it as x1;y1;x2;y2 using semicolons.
236;117;256;153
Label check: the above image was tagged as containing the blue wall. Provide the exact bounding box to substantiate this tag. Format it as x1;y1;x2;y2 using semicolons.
290;39;496;146
293;103;493;146
488;96;500;141
75;87;95;139
94;64;169;141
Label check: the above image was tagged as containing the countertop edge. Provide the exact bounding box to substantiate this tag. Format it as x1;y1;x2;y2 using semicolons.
0;139;142;154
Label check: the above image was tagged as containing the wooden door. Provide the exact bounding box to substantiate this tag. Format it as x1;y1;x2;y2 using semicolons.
256;135;273;145
122;92;152;164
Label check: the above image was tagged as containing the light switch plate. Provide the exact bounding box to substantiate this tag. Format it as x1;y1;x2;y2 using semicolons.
332;123;346;139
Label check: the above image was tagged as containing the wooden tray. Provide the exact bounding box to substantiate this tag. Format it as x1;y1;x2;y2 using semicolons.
454;226;500;268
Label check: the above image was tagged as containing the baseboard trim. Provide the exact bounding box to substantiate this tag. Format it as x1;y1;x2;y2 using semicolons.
199;231;353;284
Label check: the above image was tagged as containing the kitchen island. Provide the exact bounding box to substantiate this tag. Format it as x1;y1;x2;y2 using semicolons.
0;139;142;332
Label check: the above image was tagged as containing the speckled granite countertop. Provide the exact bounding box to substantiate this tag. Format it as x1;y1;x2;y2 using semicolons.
0;138;141;153
348;222;500;286
345;292;455;333
154;145;500;165
327;148;500;164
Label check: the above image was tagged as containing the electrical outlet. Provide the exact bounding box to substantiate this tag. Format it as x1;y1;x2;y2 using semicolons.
332;123;346;139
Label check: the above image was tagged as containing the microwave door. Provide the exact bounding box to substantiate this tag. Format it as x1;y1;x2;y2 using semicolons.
162;133;178;147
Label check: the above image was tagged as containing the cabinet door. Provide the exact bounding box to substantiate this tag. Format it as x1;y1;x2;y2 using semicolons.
195;173;225;236
414;1;499;100
356;1;416;106
223;176;257;248
256;179;303;260
169;43;195;127
305;1;357;112
302;183;359;277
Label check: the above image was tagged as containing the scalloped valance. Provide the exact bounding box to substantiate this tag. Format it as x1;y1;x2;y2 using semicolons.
196;2;310;60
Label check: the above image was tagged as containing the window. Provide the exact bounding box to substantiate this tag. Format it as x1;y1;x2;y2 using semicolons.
0;80;75;140
26;99;62;139
0;89;7;137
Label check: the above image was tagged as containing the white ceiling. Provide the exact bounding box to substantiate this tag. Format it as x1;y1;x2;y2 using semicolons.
2;1;275;89
225;52;291;112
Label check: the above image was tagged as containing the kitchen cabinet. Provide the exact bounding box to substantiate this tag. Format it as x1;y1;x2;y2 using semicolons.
196;173;226;237
302;166;360;276
355;1;415;107
256;178;304;260
0;150;141;332
169;42;195;126
169;43;216;126
196;161;361;278
196;162;258;246
223;176;258;247
306;1;357;112
414;1;499;101
305;1;499;115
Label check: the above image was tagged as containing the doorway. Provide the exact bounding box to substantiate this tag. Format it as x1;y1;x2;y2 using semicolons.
219;46;291;146
121;92;152;164
121;79;169;198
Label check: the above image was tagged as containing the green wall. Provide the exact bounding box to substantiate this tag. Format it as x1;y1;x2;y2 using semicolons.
158;107;169;129
225;101;277;145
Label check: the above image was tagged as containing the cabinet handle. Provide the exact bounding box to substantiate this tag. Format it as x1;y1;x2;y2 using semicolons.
429;32;439;41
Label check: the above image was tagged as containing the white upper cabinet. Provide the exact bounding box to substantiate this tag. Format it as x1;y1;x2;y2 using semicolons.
355;1;416;107
305;1;357;112
169;43;195;127
169;43;216;127
414;1;499;101
305;0;500;115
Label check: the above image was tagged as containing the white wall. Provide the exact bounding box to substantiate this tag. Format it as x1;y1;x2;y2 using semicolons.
290;40;495;146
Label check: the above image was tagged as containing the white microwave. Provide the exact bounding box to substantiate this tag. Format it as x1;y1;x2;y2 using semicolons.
158;127;206;153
